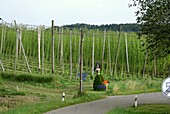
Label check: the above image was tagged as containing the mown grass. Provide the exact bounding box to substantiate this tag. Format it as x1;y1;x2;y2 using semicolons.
106;104;170;114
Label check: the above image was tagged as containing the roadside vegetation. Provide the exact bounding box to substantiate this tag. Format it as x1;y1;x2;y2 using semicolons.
0;72;164;114
106;104;170;114
0;72;105;114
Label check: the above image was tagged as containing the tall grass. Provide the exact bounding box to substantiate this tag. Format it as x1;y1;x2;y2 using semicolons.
106;78;162;95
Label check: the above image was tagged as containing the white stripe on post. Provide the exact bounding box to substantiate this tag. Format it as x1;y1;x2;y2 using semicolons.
62;92;65;101
135;95;137;107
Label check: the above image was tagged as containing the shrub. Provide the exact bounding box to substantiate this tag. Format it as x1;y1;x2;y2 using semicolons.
93;74;106;91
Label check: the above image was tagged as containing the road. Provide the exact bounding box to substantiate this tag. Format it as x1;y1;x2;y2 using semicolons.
45;92;170;114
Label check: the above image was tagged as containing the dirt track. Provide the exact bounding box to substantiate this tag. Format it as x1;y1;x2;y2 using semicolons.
45;92;170;114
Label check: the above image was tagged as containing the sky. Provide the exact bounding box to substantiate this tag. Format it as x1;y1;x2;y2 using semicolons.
1;0;137;26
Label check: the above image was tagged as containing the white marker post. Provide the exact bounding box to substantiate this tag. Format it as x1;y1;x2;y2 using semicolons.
135;95;137;107
62;92;65;101
16;85;19;91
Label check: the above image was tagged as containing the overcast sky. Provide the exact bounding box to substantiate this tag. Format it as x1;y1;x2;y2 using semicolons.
1;0;137;26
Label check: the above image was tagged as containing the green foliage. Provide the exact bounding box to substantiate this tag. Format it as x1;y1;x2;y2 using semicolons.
130;0;170;58
93;74;104;85
93;74;106;91
0;72;53;83
63;23;140;32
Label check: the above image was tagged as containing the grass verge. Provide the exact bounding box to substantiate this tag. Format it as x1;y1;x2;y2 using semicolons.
106;78;163;95
106;104;170;114
1;93;104;114
0;72;165;114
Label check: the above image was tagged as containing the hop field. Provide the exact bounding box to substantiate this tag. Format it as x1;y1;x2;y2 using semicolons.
0;20;170;79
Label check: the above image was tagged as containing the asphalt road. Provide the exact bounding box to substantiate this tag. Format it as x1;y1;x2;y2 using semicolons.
45;92;170;114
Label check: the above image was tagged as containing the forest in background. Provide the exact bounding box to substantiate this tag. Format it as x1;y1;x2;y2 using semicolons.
62;23;140;32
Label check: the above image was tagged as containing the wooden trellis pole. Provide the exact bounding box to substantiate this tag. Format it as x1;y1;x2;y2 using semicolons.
0;23;5;72
19;27;22;56
38;26;41;72
60;28;63;65
125;33;129;73
60;27;64;74
14;22;30;73
96;29;99;61
57;28;61;64
143;51;148;78
79;29;84;93
102;30;106;70
0;25;4;54
92;33;95;76
42;26;44;74
51;20;54;74
70;30;72;79
14;20;19;72
0;60;4;71
76;31;81;79
20;30;31;73
2;26;6;53
114;26;122;78
82;29;84;75
108;34;112;77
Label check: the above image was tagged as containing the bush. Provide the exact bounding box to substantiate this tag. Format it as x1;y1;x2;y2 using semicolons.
93;74;106;91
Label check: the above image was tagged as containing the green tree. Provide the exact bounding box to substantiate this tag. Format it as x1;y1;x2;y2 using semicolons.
130;0;170;58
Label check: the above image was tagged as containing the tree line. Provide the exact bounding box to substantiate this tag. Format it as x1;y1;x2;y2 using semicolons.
62;23;140;32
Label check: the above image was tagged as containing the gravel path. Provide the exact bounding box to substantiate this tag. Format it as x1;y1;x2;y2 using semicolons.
45;92;170;114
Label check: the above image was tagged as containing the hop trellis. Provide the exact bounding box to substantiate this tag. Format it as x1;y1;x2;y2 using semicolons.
0;19;169;79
